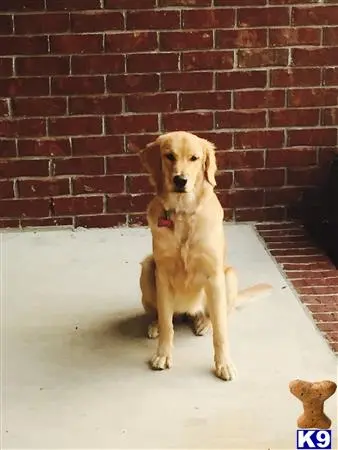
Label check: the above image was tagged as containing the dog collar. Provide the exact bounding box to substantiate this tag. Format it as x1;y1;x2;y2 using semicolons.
158;209;174;228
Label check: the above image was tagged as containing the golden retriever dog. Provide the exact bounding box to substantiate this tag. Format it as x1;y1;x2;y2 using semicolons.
138;131;271;381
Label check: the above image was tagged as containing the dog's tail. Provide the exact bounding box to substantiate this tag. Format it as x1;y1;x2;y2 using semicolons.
224;266;273;313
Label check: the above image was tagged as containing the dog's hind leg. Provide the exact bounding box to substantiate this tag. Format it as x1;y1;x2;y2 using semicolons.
140;255;159;338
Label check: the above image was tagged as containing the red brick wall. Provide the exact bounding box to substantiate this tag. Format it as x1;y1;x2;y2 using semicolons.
0;0;337;228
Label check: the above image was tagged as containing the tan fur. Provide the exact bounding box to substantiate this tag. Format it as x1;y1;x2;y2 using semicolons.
139;131;272;381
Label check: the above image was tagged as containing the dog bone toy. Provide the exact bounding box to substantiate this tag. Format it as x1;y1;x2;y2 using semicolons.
289;379;337;429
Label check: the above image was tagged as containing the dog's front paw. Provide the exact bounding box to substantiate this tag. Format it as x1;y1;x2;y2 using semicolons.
150;353;172;370
215;361;237;381
147;321;159;339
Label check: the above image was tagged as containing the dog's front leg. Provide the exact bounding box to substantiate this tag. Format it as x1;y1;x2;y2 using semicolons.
150;270;174;370
206;271;236;381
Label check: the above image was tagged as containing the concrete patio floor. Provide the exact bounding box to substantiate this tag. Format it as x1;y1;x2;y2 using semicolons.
1;224;337;449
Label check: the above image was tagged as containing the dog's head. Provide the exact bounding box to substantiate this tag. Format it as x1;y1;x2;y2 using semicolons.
139;131;217;195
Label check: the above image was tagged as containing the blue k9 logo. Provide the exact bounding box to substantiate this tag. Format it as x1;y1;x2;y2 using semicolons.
297;429;332;449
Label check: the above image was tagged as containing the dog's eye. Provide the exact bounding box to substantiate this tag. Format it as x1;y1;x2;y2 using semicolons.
166;153;176;161
190;155;198;161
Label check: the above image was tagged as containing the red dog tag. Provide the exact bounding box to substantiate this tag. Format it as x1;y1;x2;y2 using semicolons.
158;218;173;228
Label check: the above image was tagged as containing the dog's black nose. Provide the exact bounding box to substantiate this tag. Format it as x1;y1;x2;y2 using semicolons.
173;175;188;190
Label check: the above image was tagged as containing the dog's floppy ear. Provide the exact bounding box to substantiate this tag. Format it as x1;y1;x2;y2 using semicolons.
202;138;217;187
139;138;163;193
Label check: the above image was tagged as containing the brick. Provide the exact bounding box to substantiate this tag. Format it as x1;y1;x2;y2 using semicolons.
107;74;159;94
129;213;148;226
127;11;180;30
71;11;123;32
270;28;321;47
126;94;177;113
318;148;337;164
0;0;44;11
216;0;266;3
216;29;267;48
235;130;284;149
0;140;16;157
127;175;153;193
106;154;143;174
235;206;285;221
46;0;101;10
160;31;213;51
0;58;13;77
323;68;338;86
69;96;122;115
197;132;232;150
53;196;103;216
49;116;102;137
127;53;179;73
322;108;338;126
270;68;321;87
75;214;127;228
0;219;19;228
238;7;289;27
234;90;285;109
73;175;124;194
323;27;338;45
14;13;69;34
16;56;70;76
106;32;157;53
266;149;317;167
105;0;155;7
0;118;46;138
288;129;337;147
0;180;14;199
0;36;48;55
182;51;233;71
18;179;70;198
292;6;338;26
216;71;267;89
216;110;266;129
21;217;73;227
183;9;235;28
221;189;265;208
12;97;67;117
270;0;321;3
0;99;9;117
215;171;234;189
50;35;103;54
265;187;304;206
287;167;324;185
217;150;264;169
51;76;104;95
0;199;50;218
0;15;13;33
269;109;319;127
18;139;71;157
238;49;288;68
181;92;230;111
293;48;338;66
107;193;153;213
72;136;124;155
106;114;158;134
0;159;48;178
53;157;104;176
162;72;213;91
235;168;285;187
72;54;124;75
126;134;158;152
159;0;211;5
289;89;338;107
162;112;213;131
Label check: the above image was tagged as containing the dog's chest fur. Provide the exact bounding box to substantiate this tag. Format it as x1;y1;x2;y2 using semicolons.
152;211;211;293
